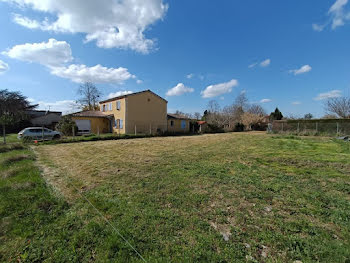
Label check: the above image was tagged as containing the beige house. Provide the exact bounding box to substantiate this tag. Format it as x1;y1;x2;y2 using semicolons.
72;90;168;135
167;113;191;133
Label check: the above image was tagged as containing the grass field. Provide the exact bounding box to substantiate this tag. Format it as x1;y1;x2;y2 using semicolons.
1;132;350;262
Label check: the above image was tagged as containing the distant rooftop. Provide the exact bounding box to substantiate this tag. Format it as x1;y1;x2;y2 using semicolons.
71;110;113;118
167;113;191;120
99;89;167;104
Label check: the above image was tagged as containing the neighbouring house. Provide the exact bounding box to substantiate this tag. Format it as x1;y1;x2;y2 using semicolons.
71;111;113;135
72;90;168;135
167;113;191;133
27;110;62;130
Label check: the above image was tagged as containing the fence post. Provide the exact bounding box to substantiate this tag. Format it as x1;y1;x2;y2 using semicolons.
135;125;137;135
150;124;152;135
97;126;100;136
337;122;339;135
297;122;300;134
72;125;75;138
281;123;284;132
315;122;318;133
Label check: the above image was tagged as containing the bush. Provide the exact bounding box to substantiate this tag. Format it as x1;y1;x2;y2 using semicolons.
56;115;78;136
207;124;224;133
234;123;245;132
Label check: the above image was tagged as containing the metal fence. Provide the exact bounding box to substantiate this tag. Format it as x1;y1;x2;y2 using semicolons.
269;119;350;136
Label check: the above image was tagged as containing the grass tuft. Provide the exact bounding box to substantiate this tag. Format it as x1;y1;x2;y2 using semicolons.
2;154;35;166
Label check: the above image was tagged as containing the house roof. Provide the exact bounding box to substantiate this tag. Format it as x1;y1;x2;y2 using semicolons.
197;121;207;125
71;110;113;118
27;110;62;117
99;89;167;104
167;113;191;120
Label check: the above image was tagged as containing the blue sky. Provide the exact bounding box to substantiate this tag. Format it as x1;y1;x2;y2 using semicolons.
0;0;349;117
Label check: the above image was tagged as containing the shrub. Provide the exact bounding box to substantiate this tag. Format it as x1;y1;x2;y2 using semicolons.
56;115;78;136
234;123;245;132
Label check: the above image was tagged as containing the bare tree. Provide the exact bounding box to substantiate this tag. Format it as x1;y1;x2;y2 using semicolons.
77;82;101;111
324;97;350;118
207;100;221;113
206;100;224;127
234;92;249;112
248;104;266;116
193;112;202;120
241;112;264;130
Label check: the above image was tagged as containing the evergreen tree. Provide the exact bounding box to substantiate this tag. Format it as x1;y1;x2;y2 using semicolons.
270;107;283;120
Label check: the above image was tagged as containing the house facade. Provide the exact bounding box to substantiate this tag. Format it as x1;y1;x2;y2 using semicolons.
167;113;191;133
72;90;168;135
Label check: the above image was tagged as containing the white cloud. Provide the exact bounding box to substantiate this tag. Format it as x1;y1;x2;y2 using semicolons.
136;79;143;84
35;99;79;114
2;38;73;67
248;62;258;68
312;23;325;32
292;101;301;105
289;65;312;75
50;64;135;84
313;0;350;31
3;38;136;84
260;98;272;103
6;0;168;53
249;59;271;68
260;59;271;67
107;90;133;99
201;79;238;98
314;90;342;100
13;14;42;29
166;83;194;96
0;60;9;74
186;73;194;79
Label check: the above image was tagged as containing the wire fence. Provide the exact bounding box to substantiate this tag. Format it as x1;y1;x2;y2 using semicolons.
269;119;350;136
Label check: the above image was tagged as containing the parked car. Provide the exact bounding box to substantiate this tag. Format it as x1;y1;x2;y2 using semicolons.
18;127;61;141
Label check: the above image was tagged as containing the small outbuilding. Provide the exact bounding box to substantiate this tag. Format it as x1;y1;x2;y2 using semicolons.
197;121;209;133
167;113;191;133
71;111;113;135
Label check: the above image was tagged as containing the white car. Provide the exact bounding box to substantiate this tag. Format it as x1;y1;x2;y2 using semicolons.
18;127;61;141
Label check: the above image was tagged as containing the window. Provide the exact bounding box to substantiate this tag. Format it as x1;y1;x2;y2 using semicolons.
181;120;186;129
116;101;121;110
170;120;174;127
109;103;112;111
101;104;105;112
120;119;123;129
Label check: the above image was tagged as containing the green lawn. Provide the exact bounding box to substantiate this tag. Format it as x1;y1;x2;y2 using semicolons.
1;133;350;262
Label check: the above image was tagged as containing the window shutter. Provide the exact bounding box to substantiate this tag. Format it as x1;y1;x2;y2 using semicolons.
120;119;123;129
117;101;121;110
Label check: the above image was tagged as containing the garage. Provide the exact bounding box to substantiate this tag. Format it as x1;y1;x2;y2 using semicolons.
71;111;112;135
74;119;91;134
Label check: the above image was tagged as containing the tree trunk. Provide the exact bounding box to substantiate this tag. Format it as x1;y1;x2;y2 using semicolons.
2;124;6;144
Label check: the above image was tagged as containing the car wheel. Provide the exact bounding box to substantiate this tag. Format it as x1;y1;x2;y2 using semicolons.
53;134;61;140
22;136;32;143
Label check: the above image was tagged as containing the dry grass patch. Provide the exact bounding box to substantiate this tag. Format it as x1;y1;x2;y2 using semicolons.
31;132;350;262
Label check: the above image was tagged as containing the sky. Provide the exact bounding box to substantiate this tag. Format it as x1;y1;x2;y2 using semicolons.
0;0;349;117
